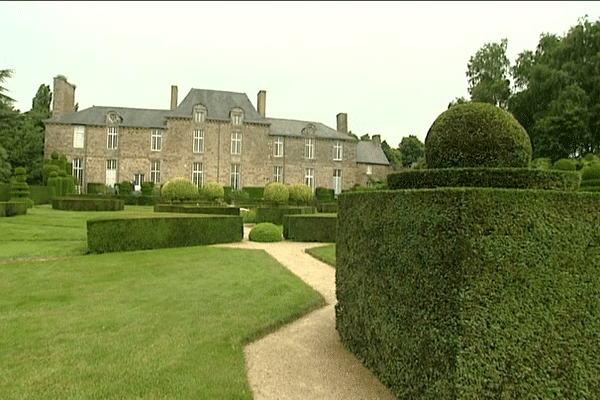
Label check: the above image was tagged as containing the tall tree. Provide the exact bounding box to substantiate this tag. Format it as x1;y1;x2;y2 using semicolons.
466;38;511;108
381;140;402;167
0;144;11;183
0;69;15;105
398;135;424;167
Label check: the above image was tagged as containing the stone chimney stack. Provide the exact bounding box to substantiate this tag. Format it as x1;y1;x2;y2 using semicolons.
52;76;76;118
336;113;348;134
257;90;266;117
170;85;178;111
372;134;381;147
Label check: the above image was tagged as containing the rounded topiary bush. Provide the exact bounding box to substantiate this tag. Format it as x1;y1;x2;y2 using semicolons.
553;158;576;171
264;182;289;206
120;180;132;195
249;223;283;243
288;183;313;205
202;181;225;202
425;102;532;168
161;177;199;202
581;163;600;181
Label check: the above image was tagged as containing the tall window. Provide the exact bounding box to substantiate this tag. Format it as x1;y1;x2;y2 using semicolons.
150;161;161;184
230;164;241;190
305;167;315;189
274;136;284;157
231;132;242;155
192;162;203;187
74;126;85;148
305;138;315;159
194;107;206;123
333;141;343;161
366;165;373;175
106;159;117;187
193;129;204;153
273;166;283;183
107;126;118;149
232;113;243;125
151;129;162;151
73;158;83;193
333;169;342;195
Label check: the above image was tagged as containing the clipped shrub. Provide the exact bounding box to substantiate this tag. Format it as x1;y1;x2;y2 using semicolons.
553;158;576;171
249;223;283;242
230;189;250;204
10;167;30;198
42;163;60;186
531;158;553;169
241;207;257;224
315;187;335;202
263;182;289;206
202;181;225;202
141;181;154;196
288;183;314;205
161;177;199;203
425;102;532;168
47;171;61;196
87;182;106;195
242;186;264;200
154;204;240;215
0;202;27;217
120;180;132;195
53;197;125;211
256;206;316;225
579;163;600;192
283;214;337;242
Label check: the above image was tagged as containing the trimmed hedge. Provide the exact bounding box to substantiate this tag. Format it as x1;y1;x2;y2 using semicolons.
53;197;125;211
316;202;338;213
336;188;600;399
0;202;27;217
316;187;336;202
387;168;581;191
154;204;240;215
242;186;264;200
256;206;316;225
283;214;337;242
249;223;283;243
29;186;55;204
87;214;243;253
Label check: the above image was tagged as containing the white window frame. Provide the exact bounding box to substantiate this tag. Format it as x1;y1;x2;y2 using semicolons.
192;162;203;187
305;167;315;189
333;168;342;195
232;113;243;125
230;164;241;190
151;129;162;151
73;158;83;193
305;138;315;159
107;126;118;149
193;129;204;153
194;109;205;123
273;166;283;183
74;125;85;148
366;165;373;175
274;136;284;157
150;160;161;184
106;159;117;187
231;132;242;155
333;141;343;161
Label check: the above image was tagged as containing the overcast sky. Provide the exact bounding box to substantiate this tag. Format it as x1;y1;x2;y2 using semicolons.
2;1;598;146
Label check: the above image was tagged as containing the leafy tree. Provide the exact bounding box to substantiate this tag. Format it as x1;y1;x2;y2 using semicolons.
360;133;371;141
398;135;425;167
448;96;469;109
466;38;511;108
381;140;402;167
0;144;11;183
0;69;15;105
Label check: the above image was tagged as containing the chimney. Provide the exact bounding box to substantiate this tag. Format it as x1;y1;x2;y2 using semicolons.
170;85;178;110
372;134;381;147
257;90;266;117
336;113;348;134
52;76;76;118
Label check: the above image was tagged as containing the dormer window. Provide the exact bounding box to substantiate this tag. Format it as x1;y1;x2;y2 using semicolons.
193;104;206;123
231;108;244;125
106;112;120;124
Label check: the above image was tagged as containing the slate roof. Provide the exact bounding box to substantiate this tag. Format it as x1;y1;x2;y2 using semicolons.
166;88;267;124
44;106;169;128
356;140;390;165
266;117;356;141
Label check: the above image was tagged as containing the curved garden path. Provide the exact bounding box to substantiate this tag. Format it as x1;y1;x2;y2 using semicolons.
215;228;395;400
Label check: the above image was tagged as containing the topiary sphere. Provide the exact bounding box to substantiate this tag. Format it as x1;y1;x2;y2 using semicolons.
581;163;600;181
288;183;313;205
552;158;576;171
249;223;283;243
202;181;224;201
425;102;532;168
161;177;199;202
264;182;289;206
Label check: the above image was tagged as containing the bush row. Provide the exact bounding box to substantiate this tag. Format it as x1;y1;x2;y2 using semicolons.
283;214;337;242
336;188;600;399
154;204;240;215
87;215;243;253
0;184;55;205
256;206;315;225
0;202;27;217
387;167;581;191
53;198;125;211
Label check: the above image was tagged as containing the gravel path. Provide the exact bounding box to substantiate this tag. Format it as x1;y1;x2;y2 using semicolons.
215;228;395;400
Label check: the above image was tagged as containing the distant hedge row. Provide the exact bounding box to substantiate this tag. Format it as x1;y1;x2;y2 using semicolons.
87;215;243;253
0;184;55;205
283;214;337;242
0;202;27;217
53;198;125;211
388;168;581;191
337;188;600;399
154;204;240;215
256;206;316;225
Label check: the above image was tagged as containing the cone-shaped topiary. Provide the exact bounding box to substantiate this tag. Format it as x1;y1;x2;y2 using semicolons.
161;177;200;202
425;102;532;168
9;167;34;208
249;223;283;242
264;182;289;206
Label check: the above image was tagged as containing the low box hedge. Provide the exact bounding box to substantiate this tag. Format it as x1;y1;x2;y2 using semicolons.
337;188;600;399
388;167;581;191
316;201;338;213
283;214;337;242
154;204;240;215
256;206;316;225
0;202;27;217
53;197;125;211
87;214;243;253
29;185;55;205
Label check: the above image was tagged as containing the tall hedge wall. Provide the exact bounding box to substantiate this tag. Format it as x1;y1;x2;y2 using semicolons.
336;188;600;399
256;206;315;225
88;214;243;253
154;204;240;215
283;214;337;242
53;197;125;211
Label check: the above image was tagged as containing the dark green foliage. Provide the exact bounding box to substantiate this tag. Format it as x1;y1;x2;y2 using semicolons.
425;102;532;168
10;166;30;198
0;145;12;183
337;189;600;399
283;214;337;242
256;206;316;225
388;168;581;191
531;157;553;169
0;183;9;201
161;178;199;203
249;223;283;243
553;158;577;171
120;180;132;195
87;215;243;253
60;172;75;197
242;186;264;200
87;183;106;195
154;204;240;215
0;201;27;217
28;185;55;204
579;163;600;192
229;189;250;204
42;163;59;185
315;187;335;202
288;183;313;205
53;197;125;211
263;182;289;206
398;135;425;167
47;171;61;197
316;202;338;213
141;181;154;196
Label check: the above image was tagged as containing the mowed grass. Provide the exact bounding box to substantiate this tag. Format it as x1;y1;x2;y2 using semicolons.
305;243;336;268
0;205;325;399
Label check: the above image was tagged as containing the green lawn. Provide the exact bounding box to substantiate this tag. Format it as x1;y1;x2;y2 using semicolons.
305;243;336;268
0;205;325;399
